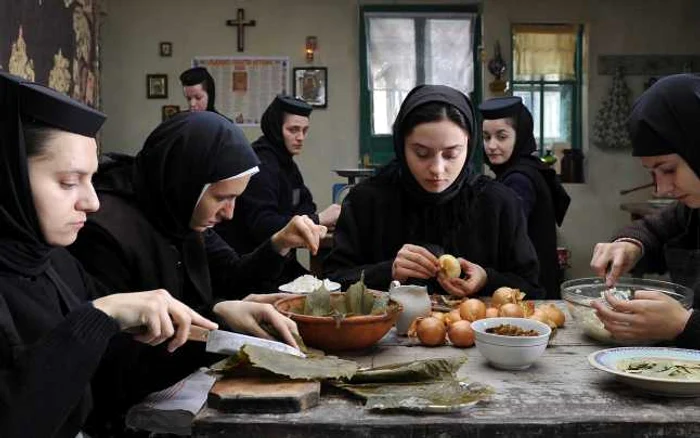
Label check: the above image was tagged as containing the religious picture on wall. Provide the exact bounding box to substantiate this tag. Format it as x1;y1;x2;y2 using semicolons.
232;71;248;91
147;74;168;99
159;42;172;57
161;104;180;121
293;67;327;108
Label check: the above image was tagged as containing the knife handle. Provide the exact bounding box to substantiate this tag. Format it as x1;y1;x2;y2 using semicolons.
188;325;211;342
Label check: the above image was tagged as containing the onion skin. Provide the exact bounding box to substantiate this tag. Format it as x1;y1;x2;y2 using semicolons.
448;320;475;347
459;299;486;322
410;317;446;346
498;302;525;318
539;303;566;327
491;287;525;307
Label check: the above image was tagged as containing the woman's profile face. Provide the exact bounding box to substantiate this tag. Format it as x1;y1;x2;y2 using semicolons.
189;174;252;232
403;119;469;193
641;153;700;208
28;132;100;246
482;118;516;165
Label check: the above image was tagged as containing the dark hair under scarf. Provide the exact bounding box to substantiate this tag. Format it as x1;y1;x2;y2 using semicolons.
180;67;217;112
258;95;312;158
132;111;260;241
0;71;105;275
629;74;700;178
391;84;476;206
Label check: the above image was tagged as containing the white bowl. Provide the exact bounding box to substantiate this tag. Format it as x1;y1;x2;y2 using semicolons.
471;317;551;370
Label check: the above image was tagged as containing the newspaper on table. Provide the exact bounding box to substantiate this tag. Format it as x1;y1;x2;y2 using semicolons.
125;368;216;436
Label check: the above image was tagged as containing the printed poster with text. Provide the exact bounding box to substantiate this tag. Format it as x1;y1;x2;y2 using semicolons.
193;56;290;126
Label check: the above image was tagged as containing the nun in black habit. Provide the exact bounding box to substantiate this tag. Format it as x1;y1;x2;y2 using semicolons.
590;74;700;348
323;85;543;298
0;72;217;437
479;97;570;298
216;95;340;283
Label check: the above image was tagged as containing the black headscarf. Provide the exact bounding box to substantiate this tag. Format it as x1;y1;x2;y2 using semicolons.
179;67;217;112
391;84;476;206
257;95;313;163
0;71;105;275
629;74;700;178
479;96;570;225
132;111;260;241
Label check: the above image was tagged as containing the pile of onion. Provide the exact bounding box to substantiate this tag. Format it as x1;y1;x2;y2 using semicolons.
491;287;526;307
459;298;486;322
537;303;566;327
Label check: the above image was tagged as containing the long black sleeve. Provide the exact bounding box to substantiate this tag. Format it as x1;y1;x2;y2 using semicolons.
0;300;118;438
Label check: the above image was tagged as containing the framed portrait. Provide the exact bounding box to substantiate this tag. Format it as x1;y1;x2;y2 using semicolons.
159;41;173;57
161;104;180;121
147;74;168;99
293;67;327;108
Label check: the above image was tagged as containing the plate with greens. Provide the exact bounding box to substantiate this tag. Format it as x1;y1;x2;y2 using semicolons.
589;347;700;397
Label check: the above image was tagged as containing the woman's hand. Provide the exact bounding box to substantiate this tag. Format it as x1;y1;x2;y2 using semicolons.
93;289;218;352
590;240;643;286
213;300;300;349
271;215;327;256
318;204;341;230
391;244;438;282
437;258;487;298
591;290;692;342
243;292;297;304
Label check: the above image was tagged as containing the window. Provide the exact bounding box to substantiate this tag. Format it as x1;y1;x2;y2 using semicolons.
511;24;583;155
360;6;480;166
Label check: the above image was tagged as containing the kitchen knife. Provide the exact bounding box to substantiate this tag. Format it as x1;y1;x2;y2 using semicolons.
188;325;306;358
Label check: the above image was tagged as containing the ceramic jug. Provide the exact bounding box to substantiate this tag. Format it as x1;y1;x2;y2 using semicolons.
388;280;431;335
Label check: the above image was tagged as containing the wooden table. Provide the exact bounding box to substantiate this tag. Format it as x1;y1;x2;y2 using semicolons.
193;303;700;437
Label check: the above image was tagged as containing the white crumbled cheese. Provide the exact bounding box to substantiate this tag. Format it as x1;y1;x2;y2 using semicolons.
281;275;336;293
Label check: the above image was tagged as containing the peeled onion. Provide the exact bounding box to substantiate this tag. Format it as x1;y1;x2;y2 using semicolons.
459;299;486;322
448;320;475;347
491;287;525;307
438;254;461;278
409;317;446;346
485;307;499;318
539;303;565;327
498;302;524;318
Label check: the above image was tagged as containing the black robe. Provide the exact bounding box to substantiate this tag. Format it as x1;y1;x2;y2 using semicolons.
0;249;120;438
323;173;544;298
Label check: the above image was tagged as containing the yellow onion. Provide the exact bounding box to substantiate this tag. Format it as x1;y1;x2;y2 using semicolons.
448;320;475;348
408;317;446;346
539;303;566;327
485;307;499;318
431;311;447;324
459;299;486;322
498;302;524;318
438;254;461;278
491;287;525;307
444;308;463;326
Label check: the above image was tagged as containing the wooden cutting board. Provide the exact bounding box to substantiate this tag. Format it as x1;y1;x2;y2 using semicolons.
207;377;320;413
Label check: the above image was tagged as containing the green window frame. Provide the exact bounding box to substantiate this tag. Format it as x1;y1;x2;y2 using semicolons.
359;4;483;168
510;24;584;154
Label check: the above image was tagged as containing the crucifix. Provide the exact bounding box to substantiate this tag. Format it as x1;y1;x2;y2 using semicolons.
226;8;256;52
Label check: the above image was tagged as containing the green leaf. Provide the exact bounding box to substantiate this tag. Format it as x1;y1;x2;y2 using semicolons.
304;283;331;316
239;345;359;380
349;357;467;383
345;273;366;316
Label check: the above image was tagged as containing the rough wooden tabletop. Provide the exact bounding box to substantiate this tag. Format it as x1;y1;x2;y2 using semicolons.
193;302;700;438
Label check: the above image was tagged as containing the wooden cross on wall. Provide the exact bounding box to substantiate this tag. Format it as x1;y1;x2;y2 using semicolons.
226;8;256;52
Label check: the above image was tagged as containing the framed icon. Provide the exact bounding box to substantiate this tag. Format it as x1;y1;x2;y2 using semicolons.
293;67;327;108
161;104;180;121
147;74;168;99
159;42;172;57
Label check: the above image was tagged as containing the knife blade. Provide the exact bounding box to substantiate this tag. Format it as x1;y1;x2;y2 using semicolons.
188;326;306;358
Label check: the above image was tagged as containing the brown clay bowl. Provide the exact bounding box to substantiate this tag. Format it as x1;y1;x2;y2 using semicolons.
274;292;402;352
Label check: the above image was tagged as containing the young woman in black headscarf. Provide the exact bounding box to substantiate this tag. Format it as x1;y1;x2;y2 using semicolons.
590;74;700;348
479;97;571;298
323;85;543;298
216;95;341;284
0;72;218;437
179;66;218;113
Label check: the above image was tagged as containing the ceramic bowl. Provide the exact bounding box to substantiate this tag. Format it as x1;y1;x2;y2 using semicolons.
274;292;402;352
471;317;551;370
561;277;693;345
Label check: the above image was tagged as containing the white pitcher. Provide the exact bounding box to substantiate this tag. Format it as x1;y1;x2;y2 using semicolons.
388;281;431;336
